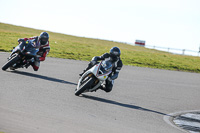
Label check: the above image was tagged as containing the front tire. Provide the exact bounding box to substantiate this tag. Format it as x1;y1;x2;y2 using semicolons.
2;54;19;71
75;76;95;96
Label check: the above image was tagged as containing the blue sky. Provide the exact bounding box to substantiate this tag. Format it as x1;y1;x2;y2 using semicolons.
1;0;200;52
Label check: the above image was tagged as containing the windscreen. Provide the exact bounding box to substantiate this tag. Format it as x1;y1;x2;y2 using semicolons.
100;60;113;73
23;41;39;56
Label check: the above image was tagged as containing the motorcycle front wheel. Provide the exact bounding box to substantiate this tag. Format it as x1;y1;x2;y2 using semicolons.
2;54;20;71
75;76;96;96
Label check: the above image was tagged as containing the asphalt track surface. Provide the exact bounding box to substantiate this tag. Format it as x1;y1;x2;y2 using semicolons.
0;52;200;133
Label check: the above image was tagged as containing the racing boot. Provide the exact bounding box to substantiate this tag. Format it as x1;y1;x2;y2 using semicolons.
99;84;106;91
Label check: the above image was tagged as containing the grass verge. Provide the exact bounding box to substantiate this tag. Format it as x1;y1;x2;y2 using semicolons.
0;22;200;73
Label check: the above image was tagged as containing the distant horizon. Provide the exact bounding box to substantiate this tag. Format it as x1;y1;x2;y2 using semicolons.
1;21;200;57
1;0;200;53
2;21;199;52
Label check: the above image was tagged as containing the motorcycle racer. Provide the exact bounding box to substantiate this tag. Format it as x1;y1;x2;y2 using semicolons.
17;32;50;71
79;47;123;92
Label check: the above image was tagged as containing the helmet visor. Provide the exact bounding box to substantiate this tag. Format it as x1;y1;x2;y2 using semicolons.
40;38;48;45
110;53;119;61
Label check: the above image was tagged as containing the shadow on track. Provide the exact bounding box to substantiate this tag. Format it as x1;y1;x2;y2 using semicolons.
82;94;168;116
10;70;77;85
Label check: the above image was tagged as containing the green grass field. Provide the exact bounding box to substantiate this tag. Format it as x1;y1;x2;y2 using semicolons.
0;22;200;73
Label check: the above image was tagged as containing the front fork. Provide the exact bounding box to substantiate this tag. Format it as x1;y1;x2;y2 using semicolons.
9;53;24;68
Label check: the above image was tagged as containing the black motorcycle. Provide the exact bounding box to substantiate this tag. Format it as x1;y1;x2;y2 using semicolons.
2;41;39;71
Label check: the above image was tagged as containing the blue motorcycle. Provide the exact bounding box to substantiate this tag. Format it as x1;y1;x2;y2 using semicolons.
2;41;39;71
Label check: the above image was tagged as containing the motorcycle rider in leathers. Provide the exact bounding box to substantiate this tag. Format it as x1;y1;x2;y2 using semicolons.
79;47;123;92
17;32;50;71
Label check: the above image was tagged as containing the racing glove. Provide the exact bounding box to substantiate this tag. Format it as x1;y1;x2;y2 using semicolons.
90;60;97;65
18;38;25;42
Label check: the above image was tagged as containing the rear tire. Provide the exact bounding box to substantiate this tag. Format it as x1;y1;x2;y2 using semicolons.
75;76;95;96
2;54;19;71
